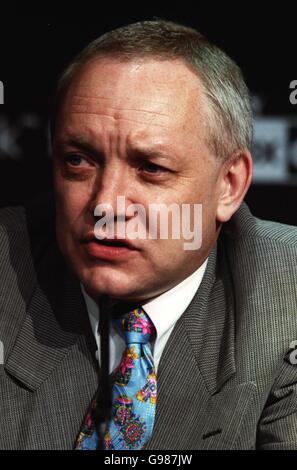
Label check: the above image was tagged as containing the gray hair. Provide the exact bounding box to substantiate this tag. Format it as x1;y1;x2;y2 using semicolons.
53;20;253;160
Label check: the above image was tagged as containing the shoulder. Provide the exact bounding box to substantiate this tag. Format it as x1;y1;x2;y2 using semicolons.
0;195;56;258
0;204;31;278
0;205;27;233
222;203;297;274
223;202;297;248
222;203;297;365
0;195;57;298
222;202;297;316
222;202;297;287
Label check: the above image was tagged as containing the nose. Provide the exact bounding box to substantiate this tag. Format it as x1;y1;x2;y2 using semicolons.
90;162;134;222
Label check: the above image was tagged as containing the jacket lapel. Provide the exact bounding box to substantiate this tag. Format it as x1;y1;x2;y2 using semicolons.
147;243;257;450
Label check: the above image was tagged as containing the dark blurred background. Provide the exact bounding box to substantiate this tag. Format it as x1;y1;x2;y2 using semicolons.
0;11;296;224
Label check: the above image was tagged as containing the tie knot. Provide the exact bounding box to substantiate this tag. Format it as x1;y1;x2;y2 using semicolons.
116;307;155;345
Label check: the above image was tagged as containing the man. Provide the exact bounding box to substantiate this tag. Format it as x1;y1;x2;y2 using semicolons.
0;19;297;450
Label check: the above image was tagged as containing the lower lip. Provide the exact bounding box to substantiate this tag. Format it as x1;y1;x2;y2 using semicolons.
84;241;138;261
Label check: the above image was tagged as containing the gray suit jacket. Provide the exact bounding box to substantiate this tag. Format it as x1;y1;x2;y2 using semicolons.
1;199;297;450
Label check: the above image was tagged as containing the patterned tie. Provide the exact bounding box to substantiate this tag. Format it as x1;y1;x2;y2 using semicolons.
75;307;157;450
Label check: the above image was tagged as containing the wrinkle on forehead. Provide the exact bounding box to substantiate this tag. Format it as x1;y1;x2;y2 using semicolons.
72;94;170;107
69;112;173;129
67;94;183;129
71;97;170;116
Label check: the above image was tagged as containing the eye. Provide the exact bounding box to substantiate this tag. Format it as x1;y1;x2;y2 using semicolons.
65;154;91;167
140;161;168;174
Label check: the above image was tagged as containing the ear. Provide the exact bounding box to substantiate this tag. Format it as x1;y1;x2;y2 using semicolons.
216;150;253;223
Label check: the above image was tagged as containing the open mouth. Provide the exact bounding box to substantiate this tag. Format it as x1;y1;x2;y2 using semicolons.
82;234;139;260
95;238;131;248
81;231;140;259
81;232;138;251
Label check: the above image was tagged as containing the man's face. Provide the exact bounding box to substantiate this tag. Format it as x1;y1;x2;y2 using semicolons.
53;57;224;302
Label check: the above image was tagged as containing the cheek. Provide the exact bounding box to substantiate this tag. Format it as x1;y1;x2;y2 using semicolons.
55;191;91;250
150;237;189;262
55;178;90;220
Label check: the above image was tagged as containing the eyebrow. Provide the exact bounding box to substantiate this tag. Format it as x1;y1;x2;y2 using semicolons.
127;146;176;163
55;137;177;163
54;137;102;156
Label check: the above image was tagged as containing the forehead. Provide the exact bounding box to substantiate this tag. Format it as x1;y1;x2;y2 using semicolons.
59;57;208;132
67;56;204;100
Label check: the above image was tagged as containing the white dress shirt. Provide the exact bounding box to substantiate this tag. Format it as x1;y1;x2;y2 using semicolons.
81;259;208;373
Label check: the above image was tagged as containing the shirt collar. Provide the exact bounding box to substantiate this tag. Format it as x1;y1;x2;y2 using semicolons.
81;258;208;341
142;259;208;343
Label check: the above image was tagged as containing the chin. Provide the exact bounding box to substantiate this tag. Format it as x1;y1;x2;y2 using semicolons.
79;267;141;301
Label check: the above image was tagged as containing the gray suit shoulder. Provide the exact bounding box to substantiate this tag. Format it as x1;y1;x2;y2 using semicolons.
224;202;297;248
221;204;297;412
0;205;27;234
0;195;55;243
0;205;30;281
0;197;56;297
223;203;297;372
223;203;297;297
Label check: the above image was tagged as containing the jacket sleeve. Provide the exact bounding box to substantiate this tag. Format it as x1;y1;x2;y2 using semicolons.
257;346;297;450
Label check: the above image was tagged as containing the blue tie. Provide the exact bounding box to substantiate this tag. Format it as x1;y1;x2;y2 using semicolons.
75;307;157;450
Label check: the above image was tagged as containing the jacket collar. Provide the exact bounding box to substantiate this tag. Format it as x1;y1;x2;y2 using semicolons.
183;242;236;395
147;237;246;450
155;243;236;398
